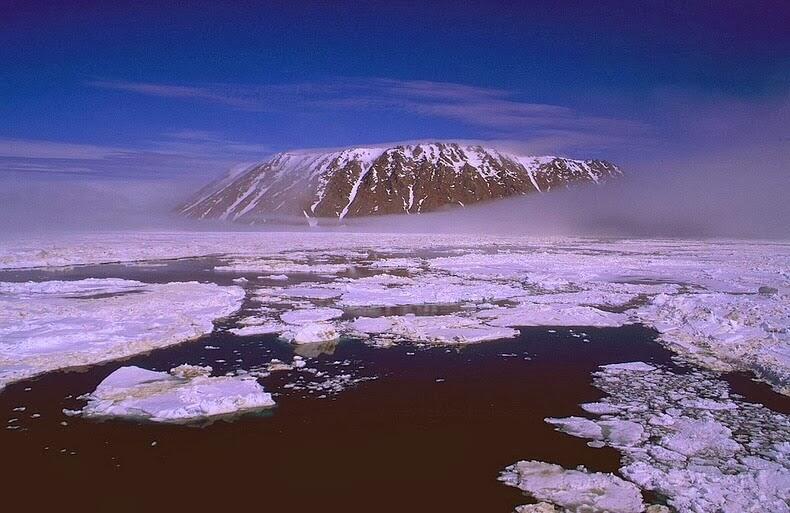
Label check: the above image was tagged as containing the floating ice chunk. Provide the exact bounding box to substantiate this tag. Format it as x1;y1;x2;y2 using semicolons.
280;307;343;325
597;420;644;447
600;362;656;372
268;274;289;281
288;323;339;344
477;303;628;328
500;460;645;513
229;323;284;336
349;316;394;334
236;315;275;326
546;417;603;440
273;286;343;300
580;402;621;415
350;314;518;344
659;417;740;458
547;416;643;447
72;365;274;423
0;279;244;389
514;503;558;513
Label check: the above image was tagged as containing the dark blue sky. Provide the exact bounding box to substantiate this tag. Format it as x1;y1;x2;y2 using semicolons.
1;0;788;183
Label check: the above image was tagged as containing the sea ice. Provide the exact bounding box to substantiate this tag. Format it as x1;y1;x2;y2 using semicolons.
0;279;244;389
0;232;787;392
539;362;790;513
71;364;274;423
477;303;628;328
500;460;645;513
280;307;344;324
350;314;519;344
287;323;339;344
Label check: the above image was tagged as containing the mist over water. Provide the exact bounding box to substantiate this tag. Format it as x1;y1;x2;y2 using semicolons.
344;143;789;239
2;93;787;240
2;154;787;239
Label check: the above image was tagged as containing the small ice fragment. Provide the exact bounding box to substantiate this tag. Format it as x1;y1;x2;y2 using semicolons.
600;362;656;372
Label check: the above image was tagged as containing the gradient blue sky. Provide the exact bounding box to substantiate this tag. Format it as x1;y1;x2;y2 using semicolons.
1;0;788;185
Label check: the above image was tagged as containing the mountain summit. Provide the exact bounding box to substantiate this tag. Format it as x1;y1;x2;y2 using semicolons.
178;142;621;222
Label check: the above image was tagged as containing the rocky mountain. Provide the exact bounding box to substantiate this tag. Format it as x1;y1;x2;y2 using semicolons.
178;142;621;222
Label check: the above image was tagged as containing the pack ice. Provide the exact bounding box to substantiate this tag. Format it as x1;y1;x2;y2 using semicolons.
70;364;275;423
0;279;244;389
538;362;790;513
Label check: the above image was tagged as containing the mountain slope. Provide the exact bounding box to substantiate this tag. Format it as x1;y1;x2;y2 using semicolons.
178;142;621;221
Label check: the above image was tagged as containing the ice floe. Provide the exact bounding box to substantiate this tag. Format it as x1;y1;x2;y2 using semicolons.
500;460;645;513
350;314;519;344
331;273;525;307
229;323;284;337
477;303;628;328
70;364;274;423
541;362;790;512
0;279;244;389
287;323;340;344
280;307;343;324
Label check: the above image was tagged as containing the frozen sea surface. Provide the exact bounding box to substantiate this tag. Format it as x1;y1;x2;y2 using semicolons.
1;232;786;392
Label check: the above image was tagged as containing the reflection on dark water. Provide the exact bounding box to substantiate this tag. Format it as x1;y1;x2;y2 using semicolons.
725;372;790;414
1;325;681;512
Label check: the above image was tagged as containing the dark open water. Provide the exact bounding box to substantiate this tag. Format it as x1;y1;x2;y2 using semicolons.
0;324;671;512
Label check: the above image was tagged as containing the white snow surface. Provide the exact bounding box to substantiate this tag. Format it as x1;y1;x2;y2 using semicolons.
0;278;244;389
280;307;344;324
71;364;274;422
350;314;519;344
286;323;340;344
0;232;787;392
500;460;645;513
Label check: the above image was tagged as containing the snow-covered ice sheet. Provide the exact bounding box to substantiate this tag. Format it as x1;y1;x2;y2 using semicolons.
0;279;244;389
70;364;274;423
